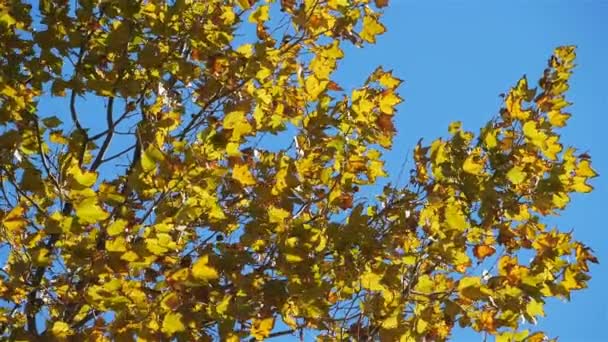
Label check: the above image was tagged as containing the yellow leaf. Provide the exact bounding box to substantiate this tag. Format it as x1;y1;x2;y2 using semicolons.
577;160;598;178
69;164;98;187
251;317;275;340
216;294;232;316
305;76;328;100
414;275;434;294
479;309;497;332
457;276;486;300
168;268;190;283
463;151;485;176
526;298;545;318
416;319;428;334
361;270;385;292
484;130;498;149
236;0;251;10
50;131;68;144
2;206;27;233
378;70;402;89
232;163;256;186
32;248;50;266
570;176;593;193
74;197;109;224
445;202;467;231
496;330;530;342
285;254;303;263
226;334;240;342
51;321;73;338
448;121;461;135
548;110;570;127
191;255;219;282
121;250;139;262
248;5;269;24
107;219;128;236
381;311;400;329
526;332;547;342
141;146;164;172
236;44;254;58
542;135;562;160
268;206;290;223
106;237;127;253
360;14;386;43
552;192;570;209
523;121;547;148
379;90;402;114
329;0;349;8
507;166;526;185
224;110;253;140
161;312;185;335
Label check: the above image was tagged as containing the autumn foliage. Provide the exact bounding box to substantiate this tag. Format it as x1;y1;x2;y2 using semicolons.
0;0;598;341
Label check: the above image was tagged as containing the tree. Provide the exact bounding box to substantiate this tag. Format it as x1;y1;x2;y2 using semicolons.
0;0;599;340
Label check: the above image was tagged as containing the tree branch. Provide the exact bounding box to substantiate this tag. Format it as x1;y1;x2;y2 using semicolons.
90;96;115;171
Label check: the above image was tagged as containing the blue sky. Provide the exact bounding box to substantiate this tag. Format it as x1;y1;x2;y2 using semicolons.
326;1;606;340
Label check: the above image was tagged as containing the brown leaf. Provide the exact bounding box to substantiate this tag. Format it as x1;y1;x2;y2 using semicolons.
375;0;390;8
327;81;343;91
376;114;396;134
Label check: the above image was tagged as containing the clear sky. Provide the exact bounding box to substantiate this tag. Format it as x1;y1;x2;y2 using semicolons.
326;1;607;340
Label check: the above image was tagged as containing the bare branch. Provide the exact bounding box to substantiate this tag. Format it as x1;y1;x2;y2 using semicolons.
100;144;136;164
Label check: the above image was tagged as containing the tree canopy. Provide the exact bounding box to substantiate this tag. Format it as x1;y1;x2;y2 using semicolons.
0;0;599;341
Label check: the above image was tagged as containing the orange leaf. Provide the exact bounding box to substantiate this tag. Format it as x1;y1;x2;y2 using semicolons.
473;245;496;260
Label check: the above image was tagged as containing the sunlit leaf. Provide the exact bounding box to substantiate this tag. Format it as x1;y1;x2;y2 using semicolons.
162;312;186;335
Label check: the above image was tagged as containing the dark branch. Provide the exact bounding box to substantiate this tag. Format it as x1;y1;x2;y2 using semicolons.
90;96;115;171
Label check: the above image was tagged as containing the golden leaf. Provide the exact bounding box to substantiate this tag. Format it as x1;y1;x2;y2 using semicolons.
379;90;402;114
251;317;275;340
107;219;128;236
232;163;256;186
548;110;570;127
2;206;26;233
457;277;485;300
360;14;386;43
191;255;219;282
68;164;98;187
445;202;467;231
577;160;598;178
224;110;253;140
51;321;73;338
74;197;109;224
506;166;526;185
463;150;485;175
570;176;593;193
248;5;269;24
361;270;385;292
161;312;186;335
268;206;290;224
